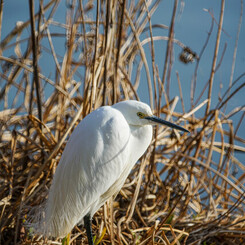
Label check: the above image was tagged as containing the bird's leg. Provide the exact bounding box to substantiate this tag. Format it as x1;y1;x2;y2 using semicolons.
84;214;94;245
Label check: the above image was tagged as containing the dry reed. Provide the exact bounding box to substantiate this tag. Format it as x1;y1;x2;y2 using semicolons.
0;0;245;244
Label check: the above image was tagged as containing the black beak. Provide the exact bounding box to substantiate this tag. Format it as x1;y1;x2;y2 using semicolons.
145;116;189;133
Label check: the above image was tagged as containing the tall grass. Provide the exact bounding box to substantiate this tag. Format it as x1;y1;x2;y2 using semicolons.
0;0;244;244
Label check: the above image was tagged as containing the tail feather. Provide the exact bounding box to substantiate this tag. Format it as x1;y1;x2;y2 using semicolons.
26;200;74;238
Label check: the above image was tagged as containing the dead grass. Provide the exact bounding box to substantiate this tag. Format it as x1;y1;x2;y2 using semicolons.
0;0;245;244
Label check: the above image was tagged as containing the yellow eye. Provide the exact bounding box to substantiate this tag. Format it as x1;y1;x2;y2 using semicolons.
137;112;145;119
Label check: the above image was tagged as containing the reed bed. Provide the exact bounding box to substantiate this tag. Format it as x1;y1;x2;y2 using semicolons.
0;0;245;244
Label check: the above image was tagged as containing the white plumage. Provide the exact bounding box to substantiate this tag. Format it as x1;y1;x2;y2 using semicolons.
33;100;188;239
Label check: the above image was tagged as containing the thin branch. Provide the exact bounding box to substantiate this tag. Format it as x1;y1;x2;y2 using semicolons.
205;0;225;115
162;0;178;99
29;0;42;125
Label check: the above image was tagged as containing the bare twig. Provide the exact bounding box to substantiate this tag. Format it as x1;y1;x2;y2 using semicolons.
205;0;225;115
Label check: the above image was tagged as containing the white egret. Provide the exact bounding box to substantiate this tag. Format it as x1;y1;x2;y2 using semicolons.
34;100;188;244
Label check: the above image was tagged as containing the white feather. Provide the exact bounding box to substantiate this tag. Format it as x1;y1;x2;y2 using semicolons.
32;100;153;238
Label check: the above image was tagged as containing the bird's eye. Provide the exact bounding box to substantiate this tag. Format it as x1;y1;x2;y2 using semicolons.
137;112;145;119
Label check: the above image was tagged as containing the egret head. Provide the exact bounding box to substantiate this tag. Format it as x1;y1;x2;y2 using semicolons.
113;100;189;133
113;100;152;126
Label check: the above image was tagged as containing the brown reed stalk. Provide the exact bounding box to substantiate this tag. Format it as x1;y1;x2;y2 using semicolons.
0;1;244;244
205;0;225;115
